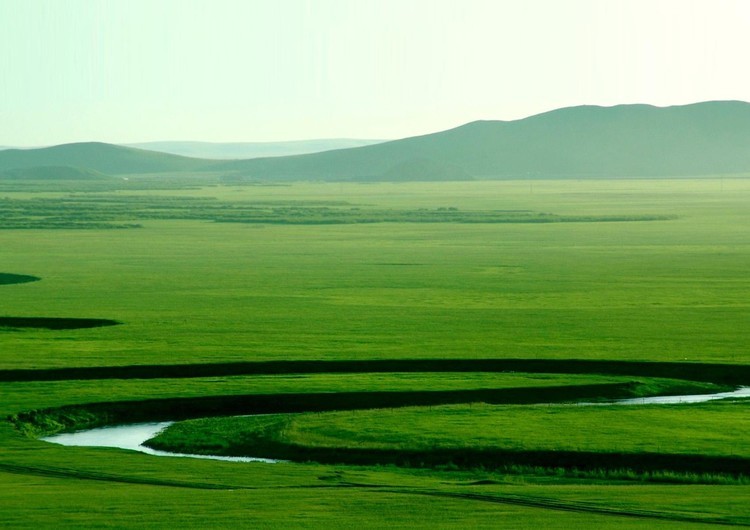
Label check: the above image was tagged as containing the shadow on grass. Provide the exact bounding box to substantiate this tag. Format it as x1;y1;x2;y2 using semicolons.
174;440;750;478
0;317;120;331
11;382;638;437
2;359;749;385
0;273;40;285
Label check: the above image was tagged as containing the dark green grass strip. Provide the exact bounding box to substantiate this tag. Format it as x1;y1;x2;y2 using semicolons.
0;317;120;330
10;383;637;436
2;359;749;385
212;440;750;478
0;273;40;286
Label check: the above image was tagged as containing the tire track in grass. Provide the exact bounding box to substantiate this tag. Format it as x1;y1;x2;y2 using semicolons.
3;463;744;527
388;488;750;527
3;268;748;525
0;462;234;490
0;462;363;492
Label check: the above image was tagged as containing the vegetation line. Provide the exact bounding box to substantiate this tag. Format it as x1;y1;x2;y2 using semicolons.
0;462;382;492
3;358;749;385
0;273;41;286
0;317;120;331
0;194;675;228
394;489;750;527
188;439;750;477
0;462;234;490
3;461;744;525
11;383;638;437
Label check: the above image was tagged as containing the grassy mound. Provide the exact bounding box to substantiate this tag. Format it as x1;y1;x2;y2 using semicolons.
9;380;649;436
145;399;750;476
10;374;719;436
0;143;209;175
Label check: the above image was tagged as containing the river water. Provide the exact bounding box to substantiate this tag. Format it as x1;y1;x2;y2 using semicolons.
41;421;279;463
613;386;750;405
41;387;749;462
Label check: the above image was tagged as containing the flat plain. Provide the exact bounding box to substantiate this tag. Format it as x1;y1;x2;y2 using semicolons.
2;177;750;528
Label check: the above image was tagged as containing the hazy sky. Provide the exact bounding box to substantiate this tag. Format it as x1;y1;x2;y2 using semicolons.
2;0;749;145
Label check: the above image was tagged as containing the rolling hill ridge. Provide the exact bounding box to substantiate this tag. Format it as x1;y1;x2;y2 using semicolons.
126;139;386;160
2;101;750;180
216;101;750;180
0;142;209;175
0;166;111;181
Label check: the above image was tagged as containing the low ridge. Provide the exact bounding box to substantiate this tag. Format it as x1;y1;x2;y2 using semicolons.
3;101;750;180
216;101;750;180
0;142;210;175
0;165;111;180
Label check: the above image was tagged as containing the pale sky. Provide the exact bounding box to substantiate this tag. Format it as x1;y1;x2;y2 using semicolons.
1;0;749;145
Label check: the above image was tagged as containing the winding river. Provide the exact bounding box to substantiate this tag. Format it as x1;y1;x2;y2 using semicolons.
42;421;279;463
41;387;750;463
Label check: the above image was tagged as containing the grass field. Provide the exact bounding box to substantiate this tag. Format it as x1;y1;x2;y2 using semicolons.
2;178;750;527
147;401;749;477
151;400;750;459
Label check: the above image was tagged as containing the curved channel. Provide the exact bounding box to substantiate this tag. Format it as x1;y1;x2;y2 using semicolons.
39;387;749;462
612;386;750;404
41;421;279;463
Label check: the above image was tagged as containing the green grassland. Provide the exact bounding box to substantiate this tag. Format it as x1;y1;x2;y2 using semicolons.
2;178;750;527
2;179;750;367
0;372;670;414
0;192;671;229
147;401;748;475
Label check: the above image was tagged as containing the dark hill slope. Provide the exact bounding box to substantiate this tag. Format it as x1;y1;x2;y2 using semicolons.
216;101;750;180
0;142;210;175
0;166;111;180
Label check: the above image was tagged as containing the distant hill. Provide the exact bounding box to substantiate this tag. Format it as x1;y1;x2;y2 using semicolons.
126;139;385;160
215;101;750;180
4;101;750;181
0;142;209;175
0;165;111;180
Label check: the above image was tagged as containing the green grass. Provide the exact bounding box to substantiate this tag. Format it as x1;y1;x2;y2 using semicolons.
2;198;750;368
2;178;750;527
149;400;749;465
6;469;746;529
0;372;650;415
0;192;671;229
